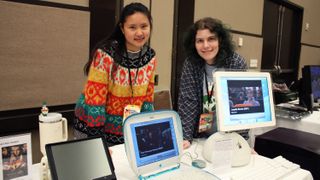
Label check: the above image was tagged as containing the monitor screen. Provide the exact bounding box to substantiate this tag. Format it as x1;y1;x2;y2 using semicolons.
130;117;179;167
46;137;115;180
302;65;320;103
214;72;276;132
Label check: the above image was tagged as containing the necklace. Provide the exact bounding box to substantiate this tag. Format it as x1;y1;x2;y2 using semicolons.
125;49;142;101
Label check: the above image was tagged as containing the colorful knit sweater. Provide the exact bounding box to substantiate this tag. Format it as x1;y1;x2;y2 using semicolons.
74;44;156;143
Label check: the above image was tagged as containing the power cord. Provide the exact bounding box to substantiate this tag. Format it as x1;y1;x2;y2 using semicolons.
182;139;207;169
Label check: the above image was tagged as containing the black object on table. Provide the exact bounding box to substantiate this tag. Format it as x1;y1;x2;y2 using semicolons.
255;127;320;180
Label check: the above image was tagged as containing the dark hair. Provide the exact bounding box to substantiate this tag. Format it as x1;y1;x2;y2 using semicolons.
84;2;152;75
183;17;235;67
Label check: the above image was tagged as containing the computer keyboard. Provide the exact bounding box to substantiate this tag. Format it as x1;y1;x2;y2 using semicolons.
275;107;311;120
230;156;300;180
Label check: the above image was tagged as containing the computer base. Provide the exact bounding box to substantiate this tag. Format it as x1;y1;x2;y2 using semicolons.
202;132;251;167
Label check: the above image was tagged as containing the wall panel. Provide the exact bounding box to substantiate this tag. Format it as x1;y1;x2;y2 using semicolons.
0;1;89;110
194;0;263;35
290;0;320;46
232;34;263;70
298;45;320;77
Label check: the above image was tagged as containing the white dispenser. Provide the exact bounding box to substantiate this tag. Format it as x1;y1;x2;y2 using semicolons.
39;112;68;180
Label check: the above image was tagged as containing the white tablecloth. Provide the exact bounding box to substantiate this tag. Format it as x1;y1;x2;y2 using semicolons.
32;139;313;180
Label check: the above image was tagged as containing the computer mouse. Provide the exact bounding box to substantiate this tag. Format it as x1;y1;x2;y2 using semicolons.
192;159;206;169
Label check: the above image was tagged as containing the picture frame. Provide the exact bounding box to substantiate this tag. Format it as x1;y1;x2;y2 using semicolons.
0;133;32;180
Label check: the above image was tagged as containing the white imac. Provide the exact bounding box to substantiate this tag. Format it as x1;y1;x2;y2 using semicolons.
203;71;276;167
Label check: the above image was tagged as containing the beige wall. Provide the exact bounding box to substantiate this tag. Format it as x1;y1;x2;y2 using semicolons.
44;0;175;92
124;0;174;91
2;0;320;110
232;34;263;70
0;0;174;111
41;0;88;7
194;0;263;35
194;0;320;74
289;0;320;78
0;1;89;110
123;0;149;7
194;0;264;70
150;0;174;91
290;0;320;46
298;46;320;77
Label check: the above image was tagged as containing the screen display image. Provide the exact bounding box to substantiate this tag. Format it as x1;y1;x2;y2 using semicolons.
130;118;179;167
228;80;264;114
219;77;272;127
310;66;320;102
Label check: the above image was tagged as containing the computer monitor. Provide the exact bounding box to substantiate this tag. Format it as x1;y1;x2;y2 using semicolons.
45;136;116;180
302;65;320;104
123;110;183;178
215;71;276;131
129;116;179;168
203;71;276;167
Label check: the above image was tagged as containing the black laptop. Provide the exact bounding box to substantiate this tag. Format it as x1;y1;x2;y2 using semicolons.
45;136;116;180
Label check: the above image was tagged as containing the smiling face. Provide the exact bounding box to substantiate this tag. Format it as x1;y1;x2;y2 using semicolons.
195;29;219;65
121;12;151;52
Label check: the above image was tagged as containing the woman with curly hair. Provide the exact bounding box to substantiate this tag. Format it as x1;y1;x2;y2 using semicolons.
178;17;248;149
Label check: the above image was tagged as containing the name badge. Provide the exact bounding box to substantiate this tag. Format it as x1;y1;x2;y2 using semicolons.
198;113;214;133
123;104;141;122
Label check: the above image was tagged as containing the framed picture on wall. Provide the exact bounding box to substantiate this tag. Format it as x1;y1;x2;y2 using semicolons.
0;133;32;180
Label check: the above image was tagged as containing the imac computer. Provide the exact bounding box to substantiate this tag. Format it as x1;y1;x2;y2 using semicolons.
203;71;276;167
300;65;320;110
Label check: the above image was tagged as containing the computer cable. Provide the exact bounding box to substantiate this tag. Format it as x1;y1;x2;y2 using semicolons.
181;139;207;169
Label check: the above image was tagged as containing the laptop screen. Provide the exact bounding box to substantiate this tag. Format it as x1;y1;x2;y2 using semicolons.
130;117;179;167
46;136;116;180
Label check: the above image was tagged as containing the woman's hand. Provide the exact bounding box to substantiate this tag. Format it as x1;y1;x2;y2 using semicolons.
183;140;191;149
